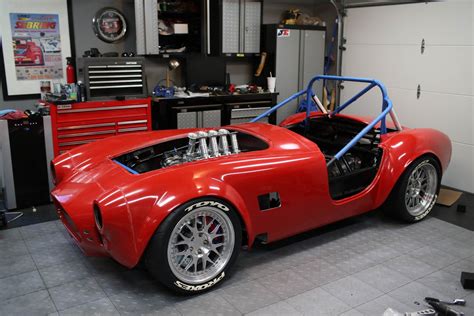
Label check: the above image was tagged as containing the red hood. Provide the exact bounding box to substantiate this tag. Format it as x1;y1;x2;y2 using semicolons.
51;123;312;184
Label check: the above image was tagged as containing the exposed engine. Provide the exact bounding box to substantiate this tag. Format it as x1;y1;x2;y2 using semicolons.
161;129;240;167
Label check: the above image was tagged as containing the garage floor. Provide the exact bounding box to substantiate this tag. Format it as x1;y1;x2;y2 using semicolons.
0;213;473;316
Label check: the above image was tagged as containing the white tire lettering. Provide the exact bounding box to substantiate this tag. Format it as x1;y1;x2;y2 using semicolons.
413;193;437;221
185;201;230;212
174;272;226;291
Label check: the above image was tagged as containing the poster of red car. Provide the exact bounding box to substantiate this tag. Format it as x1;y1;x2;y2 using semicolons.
10;13;63;81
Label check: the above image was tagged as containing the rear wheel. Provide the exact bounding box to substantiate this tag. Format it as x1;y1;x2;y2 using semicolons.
385;156;440;222
145;198;241;294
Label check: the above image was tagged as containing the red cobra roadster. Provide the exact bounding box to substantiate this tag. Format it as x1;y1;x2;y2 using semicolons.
13;37;44;66
51;76;451;293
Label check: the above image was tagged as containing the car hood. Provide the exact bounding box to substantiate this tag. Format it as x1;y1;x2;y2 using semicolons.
51;123;314;182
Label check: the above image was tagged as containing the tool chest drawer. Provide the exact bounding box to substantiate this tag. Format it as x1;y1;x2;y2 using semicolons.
50;98;151;156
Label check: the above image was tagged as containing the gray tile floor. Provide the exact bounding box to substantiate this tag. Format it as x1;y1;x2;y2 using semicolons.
1;215;473;315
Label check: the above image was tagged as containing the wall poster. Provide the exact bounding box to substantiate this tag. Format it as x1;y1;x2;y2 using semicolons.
0;0;72;100
10;13;63;81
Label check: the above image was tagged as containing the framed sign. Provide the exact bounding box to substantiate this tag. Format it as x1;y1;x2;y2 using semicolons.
92;8;127;43
0;0;72;100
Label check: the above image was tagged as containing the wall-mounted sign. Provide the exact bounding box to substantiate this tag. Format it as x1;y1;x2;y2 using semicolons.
92;8;127;43
10;13;63;81
0;0;72;100
277;29;290;37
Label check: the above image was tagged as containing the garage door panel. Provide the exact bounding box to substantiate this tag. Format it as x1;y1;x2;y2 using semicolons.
442;142;474;193
345;2;472;46
343;44;421;90
344;4;426;45
421;1;473;46
341;85;473;145
389;89;473;145
420;46;473;96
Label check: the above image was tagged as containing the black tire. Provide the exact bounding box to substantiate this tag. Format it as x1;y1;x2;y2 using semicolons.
384;156;441;222
144;197;242;294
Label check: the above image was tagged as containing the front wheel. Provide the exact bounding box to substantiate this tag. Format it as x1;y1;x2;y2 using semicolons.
385;156;441;222
145;198;242;294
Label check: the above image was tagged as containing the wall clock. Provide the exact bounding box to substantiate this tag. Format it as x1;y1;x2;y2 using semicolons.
92;8;127;43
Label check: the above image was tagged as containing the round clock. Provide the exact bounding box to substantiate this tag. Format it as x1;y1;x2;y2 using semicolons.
92;8;127;43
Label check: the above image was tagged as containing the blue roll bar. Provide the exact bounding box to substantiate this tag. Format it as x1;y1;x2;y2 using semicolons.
250;75;401;166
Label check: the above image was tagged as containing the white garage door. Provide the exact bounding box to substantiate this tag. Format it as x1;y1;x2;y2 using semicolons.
341;0;474;193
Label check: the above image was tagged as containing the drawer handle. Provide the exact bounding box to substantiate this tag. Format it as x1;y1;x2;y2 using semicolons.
89;84;143;90
58;122;115;131
231;107;271;112
88;69;142;73
58;104;148;113
226;101;272;106
89;79;142;84
58;130;115;139
117;119;147;125
118;127;148;133
59;140;94;147
171;104;223;110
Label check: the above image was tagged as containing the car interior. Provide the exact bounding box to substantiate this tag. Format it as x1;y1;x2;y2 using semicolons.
286;115;383;200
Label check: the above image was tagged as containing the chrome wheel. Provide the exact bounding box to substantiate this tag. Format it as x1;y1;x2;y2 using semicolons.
167;207;235;285
405;161;438;217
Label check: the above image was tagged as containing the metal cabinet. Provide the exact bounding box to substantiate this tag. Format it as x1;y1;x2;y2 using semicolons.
135;0;160;55
134;0;204;55
50;98;152;156
225;101;274;125
152;93;278;130
209;0;262;56
262;25;326;123
176;107;222;129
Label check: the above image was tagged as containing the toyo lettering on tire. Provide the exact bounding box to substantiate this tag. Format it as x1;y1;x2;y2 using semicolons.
384;156;441;222
145;197;242;294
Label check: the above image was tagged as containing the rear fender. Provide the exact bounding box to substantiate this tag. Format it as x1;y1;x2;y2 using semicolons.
374;128;451;207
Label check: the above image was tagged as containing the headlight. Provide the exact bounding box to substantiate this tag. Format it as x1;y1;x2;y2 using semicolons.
93;203;103;230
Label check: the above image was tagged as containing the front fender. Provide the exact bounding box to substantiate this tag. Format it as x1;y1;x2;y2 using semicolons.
109;173;255;268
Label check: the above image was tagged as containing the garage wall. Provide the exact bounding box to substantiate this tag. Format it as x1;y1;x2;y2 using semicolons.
340;0;474;193
0;0;336;110
71;0;136;57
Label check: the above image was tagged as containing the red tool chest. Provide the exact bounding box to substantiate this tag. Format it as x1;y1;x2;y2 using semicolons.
50;98;152;156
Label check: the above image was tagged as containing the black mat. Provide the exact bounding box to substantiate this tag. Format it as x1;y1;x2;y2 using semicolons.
0;203;58;230
430;190;474;231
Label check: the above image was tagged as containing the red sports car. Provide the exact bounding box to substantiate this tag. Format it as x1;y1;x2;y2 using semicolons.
13;37;44;66
51;76;451;293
